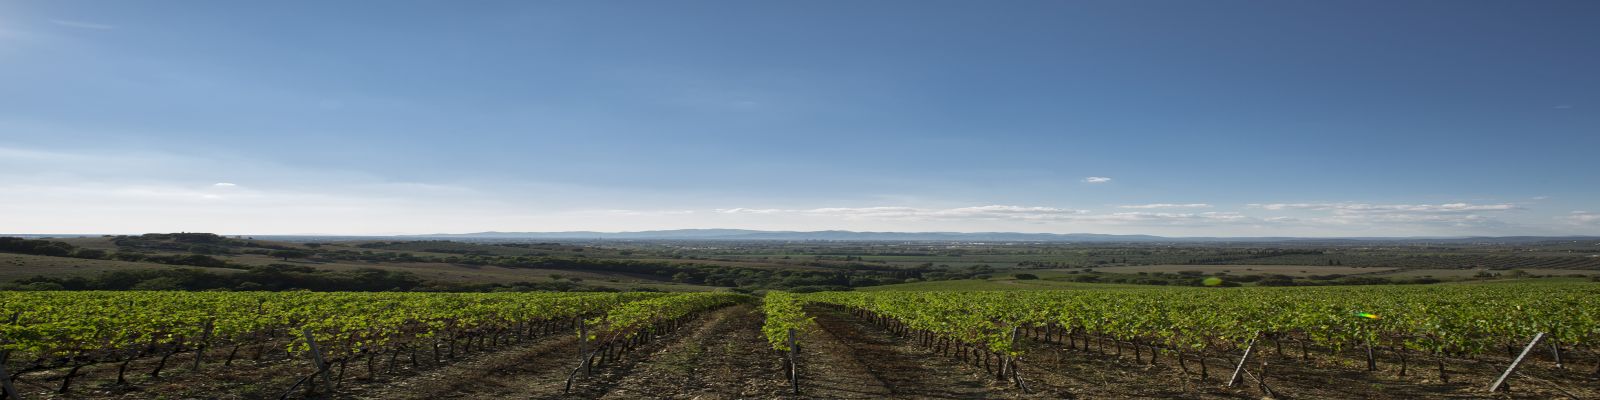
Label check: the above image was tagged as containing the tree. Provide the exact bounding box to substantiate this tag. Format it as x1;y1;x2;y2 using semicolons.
111;252;146;262
269;250;311;261
131;277;185;291
671;272;694;283
71;249;108;259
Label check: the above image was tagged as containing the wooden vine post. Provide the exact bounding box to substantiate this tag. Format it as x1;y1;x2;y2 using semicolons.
1486;332;1544;393
1548;338;1562;369
581;322;593;376
565;321;598;394
193;319;215;371
302;328;334;392
787;328;799;394
1008;326;1030;393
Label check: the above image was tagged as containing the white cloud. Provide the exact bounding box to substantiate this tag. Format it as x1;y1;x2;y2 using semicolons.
1249;202;1518;213
1090;212;1252;223
1247;202;1523;229
2;146;1589;236
715;205;1090;221
1083;177;1113;183
0;145;602;234
49;19;116;30
1118;203;1212;209
1566;212;1600;225
703;206;1282;229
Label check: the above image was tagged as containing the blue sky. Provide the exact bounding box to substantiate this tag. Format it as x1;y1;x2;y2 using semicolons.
2;1;1597;236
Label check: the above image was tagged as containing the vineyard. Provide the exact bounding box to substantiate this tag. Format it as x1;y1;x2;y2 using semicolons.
2;284;1598;399
801;284;1600;363
0;291;744;399
773;283;1600;398
1206;254;1600;270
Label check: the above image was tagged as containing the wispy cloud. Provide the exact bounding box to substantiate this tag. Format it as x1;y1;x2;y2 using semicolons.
1566;211;1600;225
1088;212;1253;224
715;205;1090;221
1249;202;1522;228
706;206;1275;227
1249;202;1518;213
1118;203;1212;209
1083;177;1112;184
49;19;116;30
0;145;573;234
0;145;1583;236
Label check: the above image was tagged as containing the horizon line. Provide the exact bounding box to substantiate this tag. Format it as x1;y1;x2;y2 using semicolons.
6;229;1599;241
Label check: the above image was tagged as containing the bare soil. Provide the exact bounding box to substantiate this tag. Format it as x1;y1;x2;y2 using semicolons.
11;303;1597;399
335;305;783;400
597;304;790;399
1008;325;1599;399
335;328;585;400
800;305;1000;399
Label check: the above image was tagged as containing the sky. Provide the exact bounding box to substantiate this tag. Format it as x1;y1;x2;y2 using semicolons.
2;1;1598;236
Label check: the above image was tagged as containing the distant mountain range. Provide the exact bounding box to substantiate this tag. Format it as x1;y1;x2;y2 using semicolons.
395;229;1600;244
408;229;1166;242
11;230;1595;244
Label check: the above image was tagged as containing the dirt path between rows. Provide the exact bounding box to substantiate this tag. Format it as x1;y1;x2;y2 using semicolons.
336;327;584;399
320;301;1592;400
801;305;1001;399
801;305;1260;399
597;304;789;399
336;307;735;399
1011;330;1595;399
1008;334;1246;399
335;305;779;400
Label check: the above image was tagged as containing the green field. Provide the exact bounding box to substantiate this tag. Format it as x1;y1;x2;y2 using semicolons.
860;277;1146;291
0;253;241;281
5;234;1600;292
1065;264;1396;276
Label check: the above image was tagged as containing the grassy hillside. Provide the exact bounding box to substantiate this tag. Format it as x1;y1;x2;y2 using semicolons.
860;277;1145;291
7;234;1597;292
1;234;906;292
0;253;241;281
